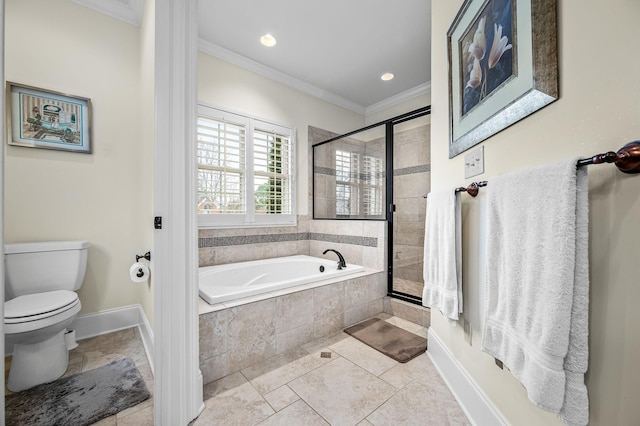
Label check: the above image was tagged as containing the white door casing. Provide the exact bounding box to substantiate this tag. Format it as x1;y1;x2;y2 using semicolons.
154;0;204;423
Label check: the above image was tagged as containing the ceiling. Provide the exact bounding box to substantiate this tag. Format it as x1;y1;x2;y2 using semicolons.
74;0;432;115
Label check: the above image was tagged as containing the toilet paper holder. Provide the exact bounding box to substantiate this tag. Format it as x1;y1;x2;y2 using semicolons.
136;251;151;262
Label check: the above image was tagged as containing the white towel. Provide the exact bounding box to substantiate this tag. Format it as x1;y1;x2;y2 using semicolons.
482;158;589;426
422;189;462;320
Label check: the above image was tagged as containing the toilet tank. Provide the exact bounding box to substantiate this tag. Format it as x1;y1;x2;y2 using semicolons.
4;241;90;300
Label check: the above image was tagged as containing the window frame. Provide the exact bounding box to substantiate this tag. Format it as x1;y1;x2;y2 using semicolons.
197;104;296;229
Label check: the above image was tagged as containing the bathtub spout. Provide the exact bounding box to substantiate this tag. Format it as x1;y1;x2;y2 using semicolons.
323;249;346;270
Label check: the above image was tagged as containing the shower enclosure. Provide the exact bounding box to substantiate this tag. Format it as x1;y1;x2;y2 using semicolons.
313;107;431;304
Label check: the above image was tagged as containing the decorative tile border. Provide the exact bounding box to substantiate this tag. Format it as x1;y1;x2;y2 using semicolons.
199;232;309;248
314;166;336;176
309;232;377;248
394;164;431;176
314;167;386;180
199;232;378;248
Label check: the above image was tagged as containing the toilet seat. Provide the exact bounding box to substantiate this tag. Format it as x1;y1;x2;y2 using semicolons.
5;290;81;334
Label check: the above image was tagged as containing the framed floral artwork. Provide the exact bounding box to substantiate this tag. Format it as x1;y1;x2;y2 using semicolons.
448;0;558;158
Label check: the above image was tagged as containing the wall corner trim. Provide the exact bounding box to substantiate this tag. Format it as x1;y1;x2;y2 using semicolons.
427;328;509;426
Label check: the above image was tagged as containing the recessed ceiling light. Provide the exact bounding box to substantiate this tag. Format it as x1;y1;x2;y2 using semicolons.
381;72;395;81
260;34;277;47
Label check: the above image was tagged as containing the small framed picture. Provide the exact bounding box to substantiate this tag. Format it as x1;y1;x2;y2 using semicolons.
7;82;92;154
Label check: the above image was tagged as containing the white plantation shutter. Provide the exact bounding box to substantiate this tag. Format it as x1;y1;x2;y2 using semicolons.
197;116;246;214
363;154;383;216
335;150;360;216
197;106;296;228
253;127;293;215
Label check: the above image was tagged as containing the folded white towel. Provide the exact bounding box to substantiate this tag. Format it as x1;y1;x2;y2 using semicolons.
422;189;462;320
482;158;589;426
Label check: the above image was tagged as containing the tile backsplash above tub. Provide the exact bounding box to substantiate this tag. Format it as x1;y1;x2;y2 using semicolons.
198;215;386;271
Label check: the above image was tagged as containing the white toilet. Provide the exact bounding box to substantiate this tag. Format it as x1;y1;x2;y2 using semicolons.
4;240;89;392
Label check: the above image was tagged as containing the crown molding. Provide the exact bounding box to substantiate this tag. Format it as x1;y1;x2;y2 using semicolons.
365;82;432;116
198;39;367;116
72;0;144;26
71;1;430;116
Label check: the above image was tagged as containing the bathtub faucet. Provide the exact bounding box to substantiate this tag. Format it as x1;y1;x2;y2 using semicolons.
323;249;347;270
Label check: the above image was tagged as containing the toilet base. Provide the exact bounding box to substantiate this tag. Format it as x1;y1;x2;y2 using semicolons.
8;329;69;392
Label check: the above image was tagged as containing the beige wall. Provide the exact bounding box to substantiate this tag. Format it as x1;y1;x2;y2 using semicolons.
431;1;640;425
5;0;154;320
138;0;155;325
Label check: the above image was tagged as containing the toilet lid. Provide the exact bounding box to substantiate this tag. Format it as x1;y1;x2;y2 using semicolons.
5;290;78;319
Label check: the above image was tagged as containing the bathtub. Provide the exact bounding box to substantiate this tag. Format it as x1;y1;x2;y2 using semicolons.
199;255;365;305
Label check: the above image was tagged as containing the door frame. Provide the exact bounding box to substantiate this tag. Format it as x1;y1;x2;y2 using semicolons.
154;0;204;423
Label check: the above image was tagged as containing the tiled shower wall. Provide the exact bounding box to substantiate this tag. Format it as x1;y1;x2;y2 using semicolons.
308;125;386;270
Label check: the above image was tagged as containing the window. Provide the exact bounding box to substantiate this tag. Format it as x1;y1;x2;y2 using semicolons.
334;149;384;218
197;105;295;228
335;150;360;216
362;154;383;216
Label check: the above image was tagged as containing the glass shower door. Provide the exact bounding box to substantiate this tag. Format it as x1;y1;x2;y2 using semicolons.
390;115;431;301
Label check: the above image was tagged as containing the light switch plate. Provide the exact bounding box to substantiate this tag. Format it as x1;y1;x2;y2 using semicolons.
464;146;484;179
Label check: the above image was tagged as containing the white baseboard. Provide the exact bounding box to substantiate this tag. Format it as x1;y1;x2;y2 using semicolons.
427;328;508;426
6;304;155;370
135;305;155;373
71;304;140;340
71;304;155;370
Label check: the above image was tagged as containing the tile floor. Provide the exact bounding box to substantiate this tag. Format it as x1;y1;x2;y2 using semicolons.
5;315;468;425
4;327;154;425
194;314;470;426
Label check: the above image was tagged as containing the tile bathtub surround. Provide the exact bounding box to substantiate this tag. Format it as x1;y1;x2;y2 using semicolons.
309;219;386;271
194;315;469;426
198;216;312;267
198;214;384;269
199;271;387;384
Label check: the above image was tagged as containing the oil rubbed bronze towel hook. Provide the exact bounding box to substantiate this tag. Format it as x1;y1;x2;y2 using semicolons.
455;181;488;197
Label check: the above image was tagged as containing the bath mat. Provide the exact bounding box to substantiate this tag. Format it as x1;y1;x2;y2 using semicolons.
5;357;150;426
344;318;427;363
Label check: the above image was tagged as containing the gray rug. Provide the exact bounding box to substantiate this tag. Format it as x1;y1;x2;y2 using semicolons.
6;357;150;426
345;317;427;363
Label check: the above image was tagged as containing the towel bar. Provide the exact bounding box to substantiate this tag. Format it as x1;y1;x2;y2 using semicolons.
449;141;640;198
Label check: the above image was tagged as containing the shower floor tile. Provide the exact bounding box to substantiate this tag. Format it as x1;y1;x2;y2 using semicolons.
200;315;470;426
